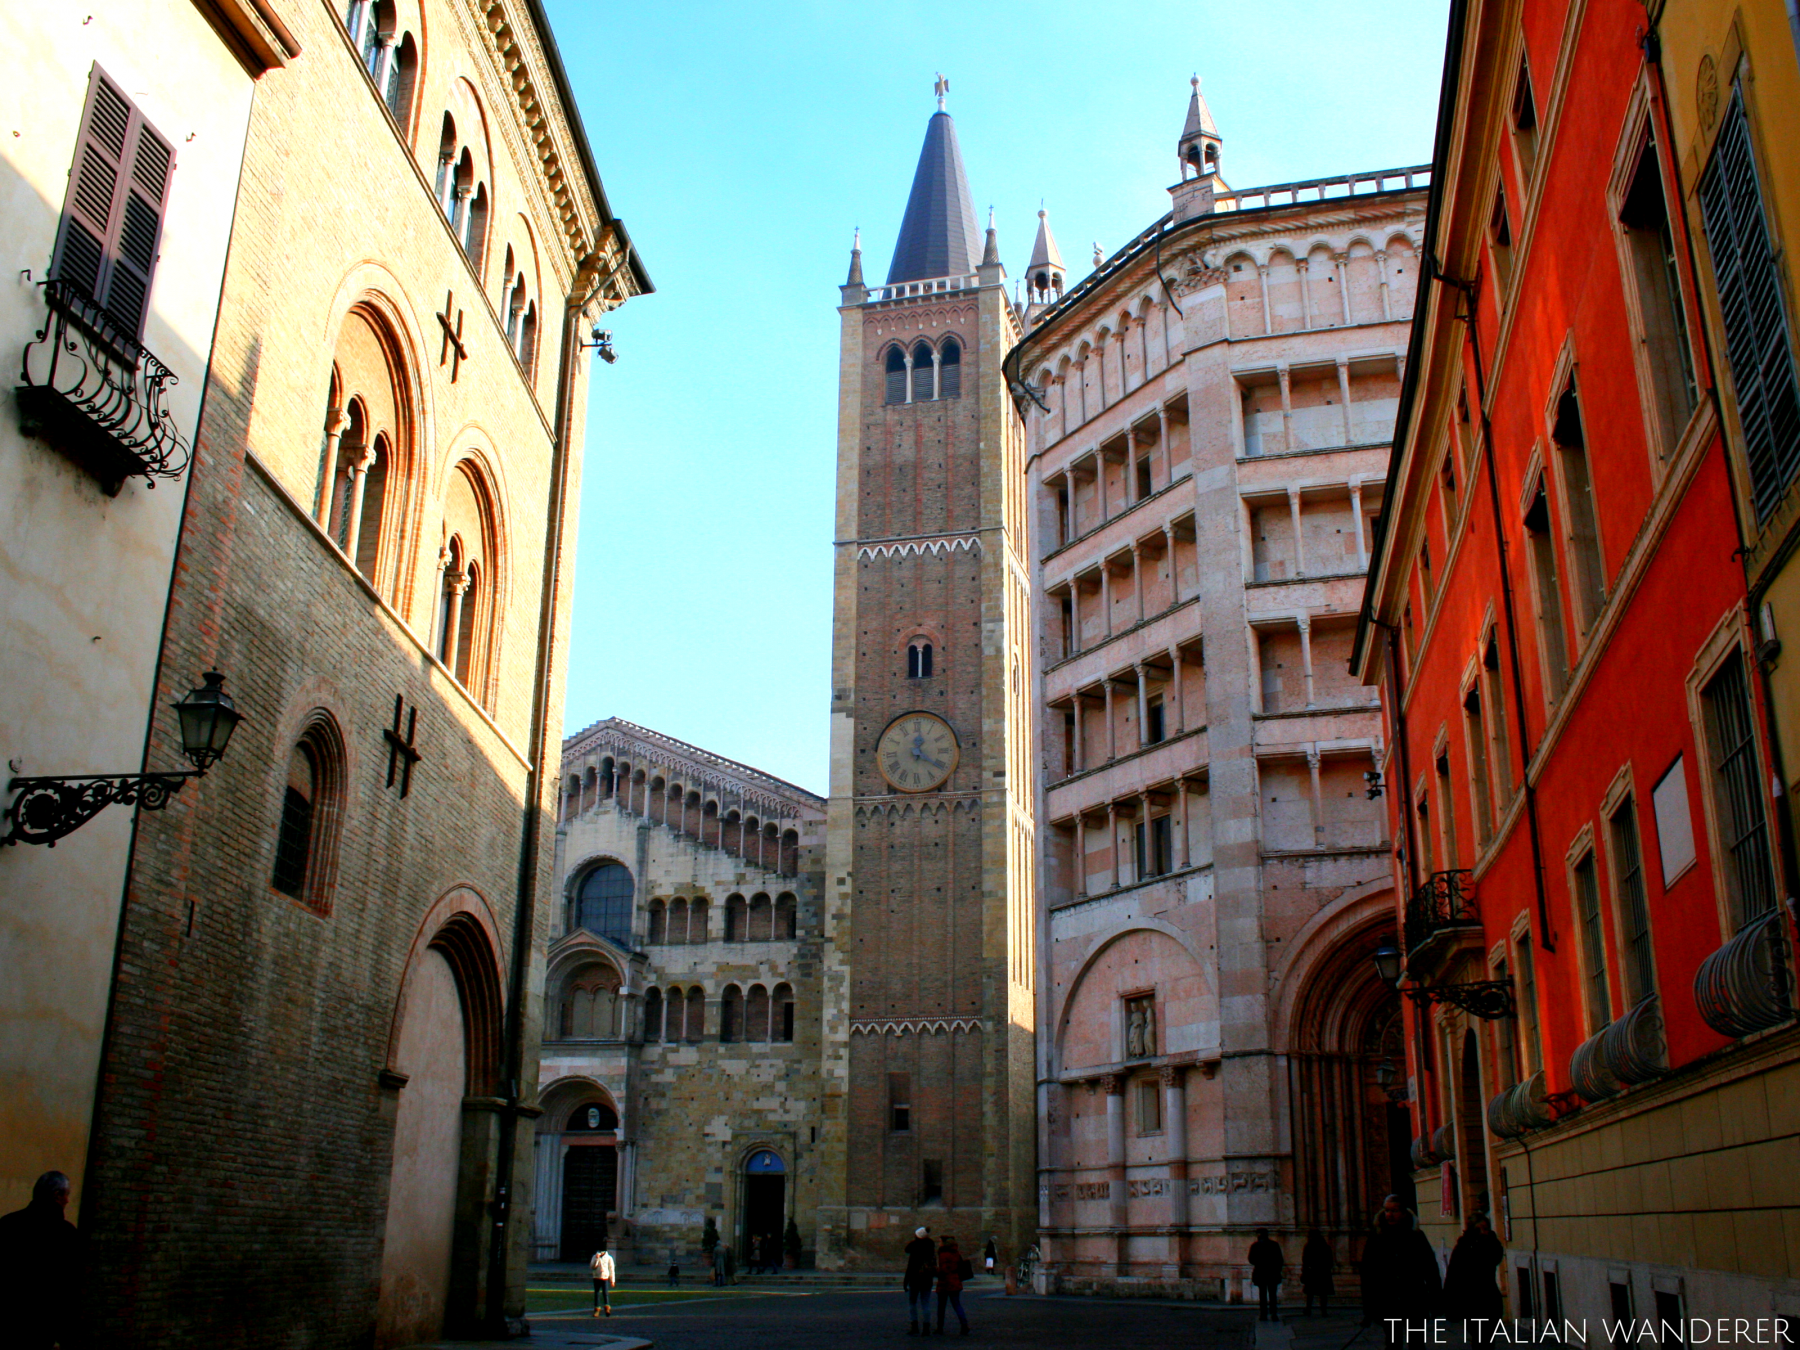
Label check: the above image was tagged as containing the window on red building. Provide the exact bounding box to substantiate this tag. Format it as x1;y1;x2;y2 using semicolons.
1609;798;1658;1005
1699;649;1778;929
1515;931;1543;1074
1618;136;1697;459
1488;183;1516;297
1510;55;1539;182
1523;480;1572;704
1551;379;1606;634
1572;849;1612;1032
1483;634;1516;810
1435;747;1459;869
1492;955;1520;1087
1463;685;1495;844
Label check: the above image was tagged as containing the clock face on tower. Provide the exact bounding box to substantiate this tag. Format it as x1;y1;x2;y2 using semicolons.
876;712;960;793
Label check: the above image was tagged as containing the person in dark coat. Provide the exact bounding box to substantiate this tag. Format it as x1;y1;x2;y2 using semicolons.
761;1230;781;1273
902;1226;936;1335
935;1235;970;1336
1248;1227;1286;1322
1301;1228;1335;1316
0;1171;82;1350
1361;1195;1442;1346
1443;1212;1504;1342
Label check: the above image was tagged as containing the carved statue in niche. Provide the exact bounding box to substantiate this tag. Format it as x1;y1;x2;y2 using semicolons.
1142;1002;1156;1056
1126;1003;1145;1057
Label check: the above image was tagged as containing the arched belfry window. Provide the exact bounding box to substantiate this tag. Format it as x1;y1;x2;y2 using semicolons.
907;639;934;679
911;340;936;402
436;460;500;705
574;862;634;943
885;347;907;405
435;114;457;210
939;339;961;399
386;33;418;124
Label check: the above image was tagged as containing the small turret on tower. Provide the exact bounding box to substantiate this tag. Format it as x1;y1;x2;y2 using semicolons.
1026;206;1065;307
1171;74;1228;222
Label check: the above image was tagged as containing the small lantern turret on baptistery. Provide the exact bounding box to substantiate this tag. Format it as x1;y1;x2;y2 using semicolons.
1171;74;1227;222
1023;205;1066;322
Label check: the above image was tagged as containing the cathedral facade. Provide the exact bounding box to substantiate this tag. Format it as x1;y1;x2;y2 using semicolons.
1010;83;1427;1295
816;97;1040;1267
538;719;825;1269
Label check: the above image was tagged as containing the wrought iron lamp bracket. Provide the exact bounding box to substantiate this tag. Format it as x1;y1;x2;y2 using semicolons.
1401;977;1516;1021
3;770;198;848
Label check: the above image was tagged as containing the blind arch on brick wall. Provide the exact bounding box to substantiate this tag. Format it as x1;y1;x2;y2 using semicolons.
386;887;505;1099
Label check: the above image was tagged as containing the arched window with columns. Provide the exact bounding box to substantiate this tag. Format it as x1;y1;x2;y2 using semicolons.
556;962;621;1040
643;986;662;1042
884;346;907;404
775;892;797;939
270;711;347;915
748;893;772;941
319;306;412;599
683;987;705;1043
939;338;961;398
436;459;500;704
746;984;770;1042
666;897;688;945
720;984;743;1042
646;899;665;944
725;893;747;941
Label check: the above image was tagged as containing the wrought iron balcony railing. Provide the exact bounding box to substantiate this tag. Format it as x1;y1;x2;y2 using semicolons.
1403;869;1479;959
16;278;190;495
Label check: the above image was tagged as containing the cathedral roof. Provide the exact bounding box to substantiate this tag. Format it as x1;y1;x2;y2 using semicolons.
886;110;983;285
1028;208;1065;272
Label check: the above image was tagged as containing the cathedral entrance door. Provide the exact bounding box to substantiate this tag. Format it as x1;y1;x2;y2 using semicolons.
560;1144;616;1261
740;1149;786;1263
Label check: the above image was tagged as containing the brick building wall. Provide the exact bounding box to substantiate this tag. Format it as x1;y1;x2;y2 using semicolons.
76;0;644;1344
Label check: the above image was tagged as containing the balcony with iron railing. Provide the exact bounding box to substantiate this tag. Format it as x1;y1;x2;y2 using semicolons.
16;278;190;496
1402;869;1482;974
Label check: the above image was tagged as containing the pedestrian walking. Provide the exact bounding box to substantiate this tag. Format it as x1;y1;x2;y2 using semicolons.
761;1230;781;1274
1443;1212;1504;1342
903;1225;936;1335
982;1236;997;1275
1248;1227;1286;1322
590;1245;616;1317
666;1248;680;1287
1301;1228;1335;1316
935;1234;972;1336
1360;1195;1442;1346
0;1171;81;1350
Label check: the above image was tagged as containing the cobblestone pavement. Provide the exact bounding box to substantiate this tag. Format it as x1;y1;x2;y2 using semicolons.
521;1287;1259;1350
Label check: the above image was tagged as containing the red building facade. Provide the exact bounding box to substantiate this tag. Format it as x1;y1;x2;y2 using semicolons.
1355;0;1799;1324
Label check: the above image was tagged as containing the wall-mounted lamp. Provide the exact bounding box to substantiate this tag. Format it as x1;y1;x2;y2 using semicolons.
1372;943;1516;1021
4;671;244;847
1364;769;1385;800
1373;1056;1409;1103
583;325;617;364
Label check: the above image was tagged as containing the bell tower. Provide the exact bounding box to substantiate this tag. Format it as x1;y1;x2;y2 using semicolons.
816;85;1037;1266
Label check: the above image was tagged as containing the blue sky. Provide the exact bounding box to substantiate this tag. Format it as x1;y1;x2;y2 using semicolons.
546;0;1452;795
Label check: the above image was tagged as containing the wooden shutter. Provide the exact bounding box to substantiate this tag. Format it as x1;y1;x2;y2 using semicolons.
1700;88;1800;519
53;67;174;341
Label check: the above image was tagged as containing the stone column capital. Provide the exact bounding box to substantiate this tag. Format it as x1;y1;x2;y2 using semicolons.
1101;1073;1124;1096
1158;1064;1182;1088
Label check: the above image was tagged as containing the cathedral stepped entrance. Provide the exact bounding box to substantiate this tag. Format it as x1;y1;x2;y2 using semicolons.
740;1149;786;1262
560;1102;618;1261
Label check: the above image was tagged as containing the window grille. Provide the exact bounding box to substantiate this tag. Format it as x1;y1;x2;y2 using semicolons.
1701;649;1777;928
1610;799;1656;1004
1699;88;1800;519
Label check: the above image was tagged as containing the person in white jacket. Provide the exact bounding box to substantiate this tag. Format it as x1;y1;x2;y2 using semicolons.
591;1246;616;1317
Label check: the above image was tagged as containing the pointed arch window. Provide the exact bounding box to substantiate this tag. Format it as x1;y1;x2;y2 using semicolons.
939;339;961;399
319;308;410;600
885;347;907;404
911;341;936;402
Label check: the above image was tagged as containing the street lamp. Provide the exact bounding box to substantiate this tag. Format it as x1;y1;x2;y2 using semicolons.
1371;941;1516;1021
1374;1056;1409;1103
1373;943;1405;986
3;670;244;847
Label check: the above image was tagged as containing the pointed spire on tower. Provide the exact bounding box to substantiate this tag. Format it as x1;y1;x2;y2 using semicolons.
981;206;1001;268
886;82;983;284
846;227;864;287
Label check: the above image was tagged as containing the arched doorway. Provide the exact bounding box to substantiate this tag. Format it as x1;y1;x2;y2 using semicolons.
1282;906;1409;1238
560;1101;619;1260
376;948;466;1348
740;1148;786;1261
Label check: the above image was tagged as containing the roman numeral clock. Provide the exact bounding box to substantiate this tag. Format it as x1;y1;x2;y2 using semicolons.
876;712;959;794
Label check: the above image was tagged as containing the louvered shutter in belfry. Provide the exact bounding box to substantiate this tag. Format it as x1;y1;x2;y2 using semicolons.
1699;88;1800;519
52;67;174;341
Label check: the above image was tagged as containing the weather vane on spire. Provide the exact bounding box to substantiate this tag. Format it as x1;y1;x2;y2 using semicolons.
935;73;949;110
